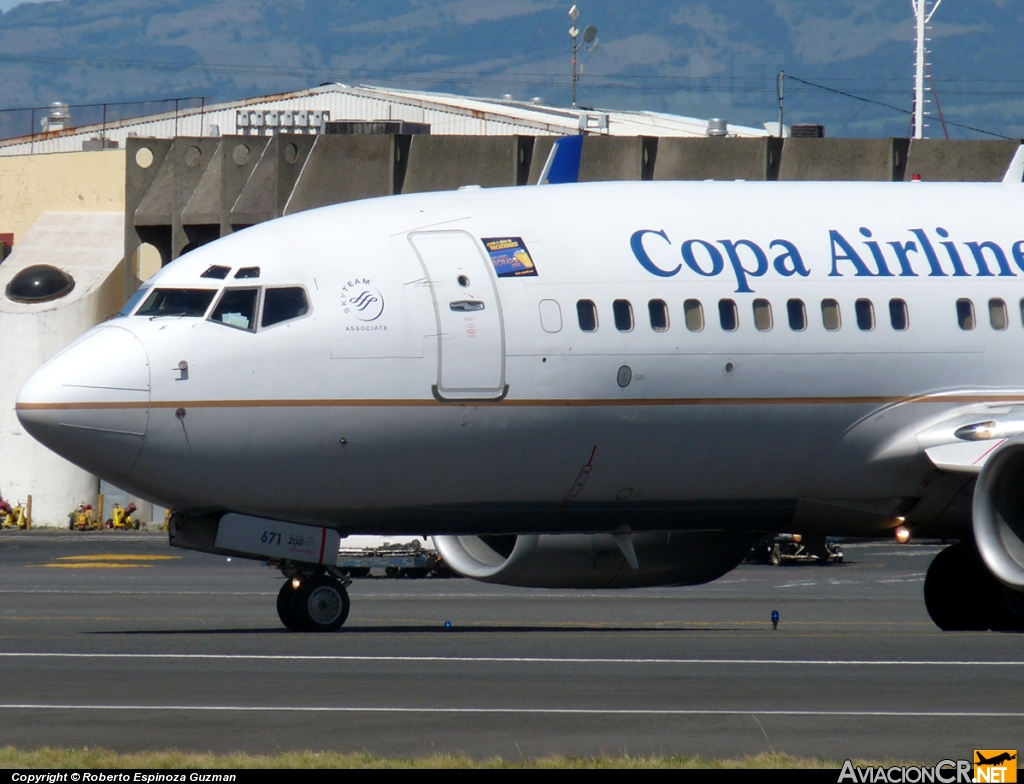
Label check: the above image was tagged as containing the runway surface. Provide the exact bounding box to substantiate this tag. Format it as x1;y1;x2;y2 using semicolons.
0;530;1020;761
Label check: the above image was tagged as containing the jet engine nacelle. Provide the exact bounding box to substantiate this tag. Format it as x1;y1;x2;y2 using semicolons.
432;531;755;589
973;436;1024;590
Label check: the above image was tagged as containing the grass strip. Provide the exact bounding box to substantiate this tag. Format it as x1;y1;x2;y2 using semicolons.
0;748;896;768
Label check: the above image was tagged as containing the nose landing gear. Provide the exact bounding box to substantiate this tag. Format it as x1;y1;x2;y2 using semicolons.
276;567;351;632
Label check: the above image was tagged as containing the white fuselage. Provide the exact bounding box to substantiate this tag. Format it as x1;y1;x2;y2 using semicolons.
17;181;1024;536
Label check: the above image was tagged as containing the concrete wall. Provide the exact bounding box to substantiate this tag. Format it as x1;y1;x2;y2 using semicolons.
0;149;125;250
654;137;783;181
0;212;125;526
0;151;127;525
578;136;657;182
904;139;1022;182
778;138;910;182
126;136;1022;275
402;135;532;192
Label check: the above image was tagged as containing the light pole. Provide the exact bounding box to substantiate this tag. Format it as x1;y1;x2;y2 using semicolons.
911;0;942;139
569;5;599;108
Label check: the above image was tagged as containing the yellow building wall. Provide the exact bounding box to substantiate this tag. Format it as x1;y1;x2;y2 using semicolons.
0;149;126;247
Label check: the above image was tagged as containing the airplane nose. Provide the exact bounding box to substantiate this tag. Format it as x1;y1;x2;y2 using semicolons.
16;326;151;480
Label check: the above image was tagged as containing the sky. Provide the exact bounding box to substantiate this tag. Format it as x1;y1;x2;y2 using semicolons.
0;1;1021;140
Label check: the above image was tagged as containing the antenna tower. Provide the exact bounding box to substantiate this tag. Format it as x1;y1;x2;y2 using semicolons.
911;0;942;139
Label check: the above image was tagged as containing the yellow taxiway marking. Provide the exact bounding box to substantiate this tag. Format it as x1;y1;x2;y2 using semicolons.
35;563;153;569
55;555;180;562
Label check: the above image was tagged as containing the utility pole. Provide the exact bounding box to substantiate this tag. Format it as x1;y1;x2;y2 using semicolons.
778;70;785;135
568;5;598;108
911;0;942;139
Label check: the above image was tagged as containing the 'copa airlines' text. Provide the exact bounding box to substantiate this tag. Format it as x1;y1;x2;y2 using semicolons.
630;227;1024;293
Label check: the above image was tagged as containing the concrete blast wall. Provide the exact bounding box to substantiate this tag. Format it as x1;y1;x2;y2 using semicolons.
904;139;1023;182
126;135;1024;270
0;212;125;525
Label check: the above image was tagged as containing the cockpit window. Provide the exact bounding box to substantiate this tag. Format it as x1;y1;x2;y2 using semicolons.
234;266;260;279
137;288;217;318
262;287;309;327
210;288;259;331
116;285;152;317
201;265;231;280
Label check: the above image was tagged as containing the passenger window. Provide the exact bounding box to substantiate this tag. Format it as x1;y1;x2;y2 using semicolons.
855;299;875;331
718;299;738;332
889;299;909;331
989;298;1008;331
684;299;704;332
957;299;976;330
137;288;216;318
648;299;669;332
577;299;598;332
539;299;562;333
613;299;634;332
821;299;842;331
262;287;309;327
752;299;773;332
211;288;259;331
787;299;806;331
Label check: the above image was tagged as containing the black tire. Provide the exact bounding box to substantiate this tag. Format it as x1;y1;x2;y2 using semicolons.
769;545;782;567
924;544;1002;631
290;575;350;632
276;581;302;632
999;588;1024;632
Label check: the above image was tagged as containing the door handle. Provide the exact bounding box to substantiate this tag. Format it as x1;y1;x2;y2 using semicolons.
449;300;485;312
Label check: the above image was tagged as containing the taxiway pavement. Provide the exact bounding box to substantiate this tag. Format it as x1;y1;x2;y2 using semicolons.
0;531;1018;762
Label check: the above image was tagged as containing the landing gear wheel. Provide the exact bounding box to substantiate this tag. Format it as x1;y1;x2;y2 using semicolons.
290;575;350;633
924;543;1004;631
276;580;303;632
1000;588;1024;631
769;545;782;567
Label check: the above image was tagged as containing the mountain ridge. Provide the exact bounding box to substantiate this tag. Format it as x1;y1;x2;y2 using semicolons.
0;0;1020;140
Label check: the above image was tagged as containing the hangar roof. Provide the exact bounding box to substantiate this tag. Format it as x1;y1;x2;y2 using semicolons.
0;82;768;156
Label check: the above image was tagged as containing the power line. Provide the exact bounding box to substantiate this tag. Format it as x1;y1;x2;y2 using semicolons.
786;75;1013;139
0;96;207;114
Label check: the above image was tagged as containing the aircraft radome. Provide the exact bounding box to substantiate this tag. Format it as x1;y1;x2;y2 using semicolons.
16;166;1024;632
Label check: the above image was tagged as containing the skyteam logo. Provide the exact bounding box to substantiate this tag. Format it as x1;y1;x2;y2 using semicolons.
341;278;385;322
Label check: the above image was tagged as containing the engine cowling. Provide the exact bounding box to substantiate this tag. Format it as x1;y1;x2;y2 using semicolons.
973;436;1024;589
432;531;755;589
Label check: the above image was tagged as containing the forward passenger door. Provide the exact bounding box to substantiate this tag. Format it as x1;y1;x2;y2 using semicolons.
409;231;507;401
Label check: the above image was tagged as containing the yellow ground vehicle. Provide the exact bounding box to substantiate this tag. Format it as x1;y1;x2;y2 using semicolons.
107;502;139;530
69;504;100;531
0;499;29;529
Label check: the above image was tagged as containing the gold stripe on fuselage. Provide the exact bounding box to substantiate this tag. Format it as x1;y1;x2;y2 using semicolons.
15;393;1024;411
